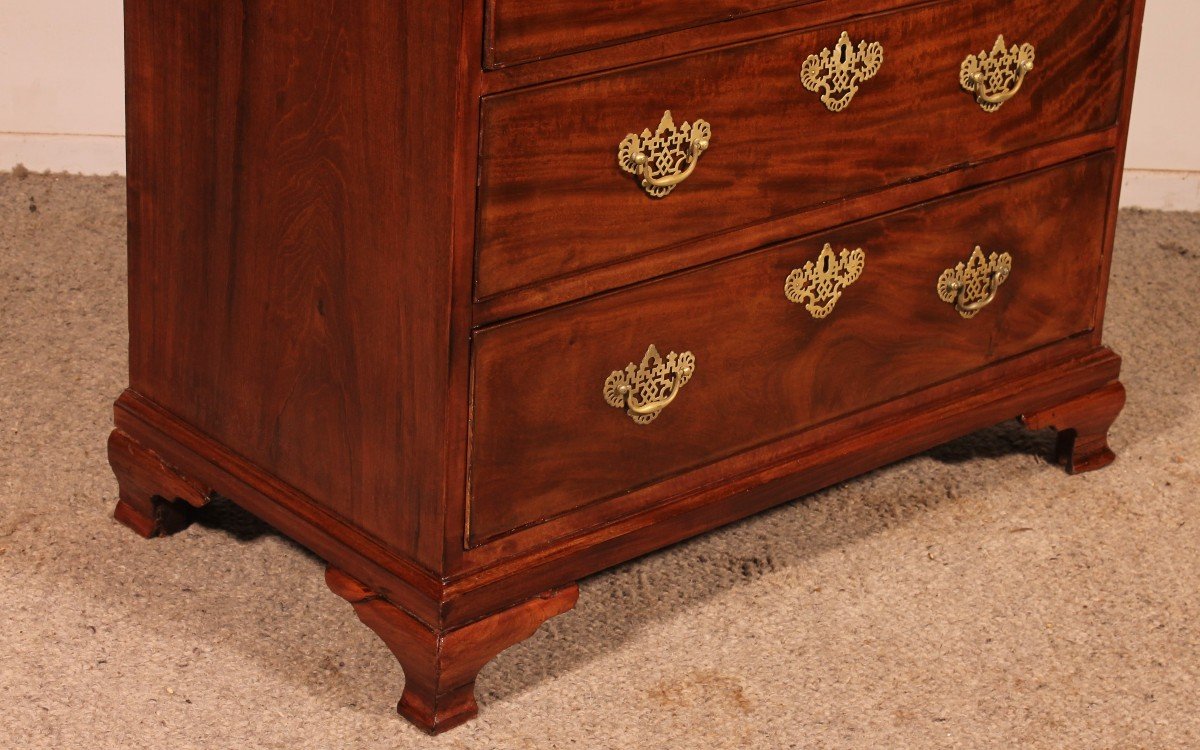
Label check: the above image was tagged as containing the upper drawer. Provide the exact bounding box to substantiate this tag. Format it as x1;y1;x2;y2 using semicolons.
476;0;1132;302
485;0;817;68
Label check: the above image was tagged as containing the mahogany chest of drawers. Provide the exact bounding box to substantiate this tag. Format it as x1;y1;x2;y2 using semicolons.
112;0;1145;734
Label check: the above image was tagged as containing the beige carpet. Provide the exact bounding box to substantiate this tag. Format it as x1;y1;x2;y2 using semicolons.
1;170;1197;750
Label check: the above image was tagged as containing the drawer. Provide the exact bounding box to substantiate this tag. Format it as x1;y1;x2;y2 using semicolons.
476;0;1132;301
486;0;817;68
468;155;1114;545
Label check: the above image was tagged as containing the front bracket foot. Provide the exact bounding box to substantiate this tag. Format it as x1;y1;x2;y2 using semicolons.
108;429;212;538
325;566;578;734
1021;381;1127;474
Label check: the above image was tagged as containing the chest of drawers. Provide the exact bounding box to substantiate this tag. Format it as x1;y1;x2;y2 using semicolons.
111;0;1145;734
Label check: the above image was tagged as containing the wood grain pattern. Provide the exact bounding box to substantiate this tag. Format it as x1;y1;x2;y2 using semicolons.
469;156;1113;544
326;566;578;734
114;390;448;627
124;0;466;568
476;0;1132;300
486;0;818;67
450;347;1123;622
471;130;1119;325
483;0;960;93
113;339;1123;629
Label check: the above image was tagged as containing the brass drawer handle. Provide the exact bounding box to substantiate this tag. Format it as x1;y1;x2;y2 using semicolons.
785;243;867;319
801;31;884;112
938;246;1013;318
603;345;695;424
961;36;1036;112
618;111;711;198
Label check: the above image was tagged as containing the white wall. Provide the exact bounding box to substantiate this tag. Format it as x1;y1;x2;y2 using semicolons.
0;1;1197;208
0;1;126;174
1122;0;1200;210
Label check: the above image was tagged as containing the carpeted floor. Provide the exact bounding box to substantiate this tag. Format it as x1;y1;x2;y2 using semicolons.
1;171;1197;749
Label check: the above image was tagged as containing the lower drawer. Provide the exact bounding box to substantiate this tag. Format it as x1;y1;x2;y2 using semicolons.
468;155;1114;545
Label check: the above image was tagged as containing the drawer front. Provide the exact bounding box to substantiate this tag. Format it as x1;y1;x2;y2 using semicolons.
469;155;1114;545
477;0;1131;300
486;0;816;67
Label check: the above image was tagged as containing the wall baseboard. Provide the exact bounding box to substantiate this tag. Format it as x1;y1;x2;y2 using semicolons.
1;132;125;176
1120;169;1200;211
3;134;1197;213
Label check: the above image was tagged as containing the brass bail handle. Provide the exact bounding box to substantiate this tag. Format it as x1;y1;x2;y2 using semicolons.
937;246;1014;319
603;345;696;425
618;110;712;198
619;364;691;416
969;61;1033;106
947;269;1007;315
633;137;709;190
961;36;1036;112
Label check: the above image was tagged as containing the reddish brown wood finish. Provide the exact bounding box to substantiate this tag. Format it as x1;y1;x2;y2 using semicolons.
476;0;1133;300
482;0;967;92
124;0;466;569
1022;382;1127;474
112;345;1124;628
469;156;1113;544
109;429;211;538
115;0;1145;735
472;130;1120;326
326;567;577;734
486;0;818;67
450;348;1125;620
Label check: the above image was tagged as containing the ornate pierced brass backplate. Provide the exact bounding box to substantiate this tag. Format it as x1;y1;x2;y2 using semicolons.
960;35;1036;112
801;31;884;112
937;246;1013;318
618;111;711;198
784;243;867;319
603;345;695;424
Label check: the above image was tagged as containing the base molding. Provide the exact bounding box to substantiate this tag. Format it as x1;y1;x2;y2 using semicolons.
112;346;1125;626
112;390;448;627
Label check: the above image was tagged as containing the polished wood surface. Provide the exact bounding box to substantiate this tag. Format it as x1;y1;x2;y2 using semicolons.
450;348;1124;622
486;0;817;67
477;0;1133;300
112;345;1123;626
483;0;963;92
114;0;1145;734
470;156;1113;544
113;390;448;626
123;0;467;569
471;130;1119;324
